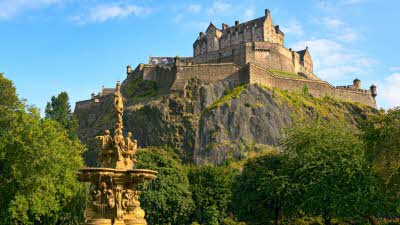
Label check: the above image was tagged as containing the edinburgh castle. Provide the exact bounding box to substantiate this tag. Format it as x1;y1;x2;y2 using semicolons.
79;8;377;108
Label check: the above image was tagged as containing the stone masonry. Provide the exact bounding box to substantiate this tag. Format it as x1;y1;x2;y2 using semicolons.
76;8;377;108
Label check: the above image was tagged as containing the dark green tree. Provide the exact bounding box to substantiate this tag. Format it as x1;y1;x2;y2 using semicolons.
232;152;296;225
188;165;236;225
283;120;377;224
45;91;78;136
135;146;195;225
361;108;400;221
0;75;87;225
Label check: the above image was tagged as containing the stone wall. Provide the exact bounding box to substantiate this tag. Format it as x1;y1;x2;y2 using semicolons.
248;63;376;107
171;63;241;92
193;42;317;80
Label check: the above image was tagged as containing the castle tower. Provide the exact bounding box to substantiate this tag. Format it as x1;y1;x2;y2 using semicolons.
353;78;361;89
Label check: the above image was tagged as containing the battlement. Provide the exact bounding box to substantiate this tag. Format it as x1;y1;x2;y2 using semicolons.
191;9;314;80
126;59;377;107
81;7;377;109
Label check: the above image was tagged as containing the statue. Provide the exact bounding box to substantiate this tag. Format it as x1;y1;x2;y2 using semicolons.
96;130;113;164
96;130;113;150
79;81;157;225
114;81;124;124
125;132;138;162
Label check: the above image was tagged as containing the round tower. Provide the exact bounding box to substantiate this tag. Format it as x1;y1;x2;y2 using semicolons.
353;78;361;89
370;84;377;98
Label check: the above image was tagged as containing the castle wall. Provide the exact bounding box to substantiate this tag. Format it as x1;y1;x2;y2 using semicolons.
248;63;376;107
171;63;241;92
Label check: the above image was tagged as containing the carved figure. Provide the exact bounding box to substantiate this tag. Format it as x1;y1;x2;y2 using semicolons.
125;132;138;162
114;81;124;124
114;123;125;161
96;130;113;150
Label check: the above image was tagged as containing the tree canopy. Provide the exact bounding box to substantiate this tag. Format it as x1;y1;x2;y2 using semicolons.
45;91;78;136
0;74;86;225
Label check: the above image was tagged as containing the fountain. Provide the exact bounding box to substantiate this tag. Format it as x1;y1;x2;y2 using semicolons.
78;81;157;225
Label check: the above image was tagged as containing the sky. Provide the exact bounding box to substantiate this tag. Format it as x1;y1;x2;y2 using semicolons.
0;0;399;114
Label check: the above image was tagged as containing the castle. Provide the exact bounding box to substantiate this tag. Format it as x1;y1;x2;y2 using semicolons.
77;9;377;109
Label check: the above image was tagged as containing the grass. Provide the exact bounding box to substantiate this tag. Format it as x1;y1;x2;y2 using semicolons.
268;69;306;79
204;84;247;114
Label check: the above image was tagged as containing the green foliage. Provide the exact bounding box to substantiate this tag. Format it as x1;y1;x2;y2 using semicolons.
188;165;237;225
232;152;296;225
282;119;377;224
45;91;78;137
205;85;247;113
268;69;305;79
135;147;195;225
361;107;400;217
0;75;87;225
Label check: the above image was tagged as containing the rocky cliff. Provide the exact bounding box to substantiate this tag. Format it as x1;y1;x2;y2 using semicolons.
75;75;376;166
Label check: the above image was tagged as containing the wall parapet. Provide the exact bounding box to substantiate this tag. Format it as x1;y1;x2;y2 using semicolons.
248;63;376;107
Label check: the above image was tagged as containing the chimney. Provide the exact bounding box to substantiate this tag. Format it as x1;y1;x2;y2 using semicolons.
265;9;270;16
235;21;239;26
126;65;132;74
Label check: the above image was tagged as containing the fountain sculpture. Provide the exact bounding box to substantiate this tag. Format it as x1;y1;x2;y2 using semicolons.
78;81;157;225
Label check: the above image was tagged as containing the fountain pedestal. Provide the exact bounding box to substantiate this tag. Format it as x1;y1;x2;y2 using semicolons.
78;81;157;225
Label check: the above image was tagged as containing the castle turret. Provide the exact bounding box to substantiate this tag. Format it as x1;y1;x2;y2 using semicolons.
265;9;270;17
353;78;361;89
370;84;377;98
126;65;132;75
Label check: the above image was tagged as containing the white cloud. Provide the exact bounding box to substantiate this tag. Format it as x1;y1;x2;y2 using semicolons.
207;1;232;16
282;21;304;36
0;0;63;19
72;3;152;24
341;0;368;5
337;28;359;42
380;73;400;107
292;39;375;82
322;17;344;29
187;4;201;13
241;8;255;21
316;17;360;42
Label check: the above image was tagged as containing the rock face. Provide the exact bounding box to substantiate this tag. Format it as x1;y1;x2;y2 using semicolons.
75;76;376;166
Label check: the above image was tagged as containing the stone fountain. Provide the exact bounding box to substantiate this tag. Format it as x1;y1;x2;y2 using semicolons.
78;81;157;225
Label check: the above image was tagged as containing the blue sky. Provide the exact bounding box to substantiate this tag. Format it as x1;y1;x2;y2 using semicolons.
0;0;399;113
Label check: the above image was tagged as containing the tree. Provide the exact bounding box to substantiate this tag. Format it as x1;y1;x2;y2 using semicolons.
282;120;377;224
45;91;78;136
232;152;296;225
0;75;87;224
135;146;195;225
361;108;400;220
188;165;236;225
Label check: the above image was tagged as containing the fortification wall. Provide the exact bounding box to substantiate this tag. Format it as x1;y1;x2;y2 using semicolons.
248;63;376;107
171;63;241;92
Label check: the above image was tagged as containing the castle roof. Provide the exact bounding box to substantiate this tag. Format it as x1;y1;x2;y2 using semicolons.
221;16;266;36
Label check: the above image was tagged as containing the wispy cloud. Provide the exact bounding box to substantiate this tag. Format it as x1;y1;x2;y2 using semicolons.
380;73;400;107
341;0;369;6
0;0;63;19
316;17;360;42
72;3;152;25
187;4;201;14
390;67;400;71
207;1;232;16
282;21;304;36
293;39;375;82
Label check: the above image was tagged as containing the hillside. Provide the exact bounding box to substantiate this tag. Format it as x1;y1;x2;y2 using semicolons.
75;76;377;166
